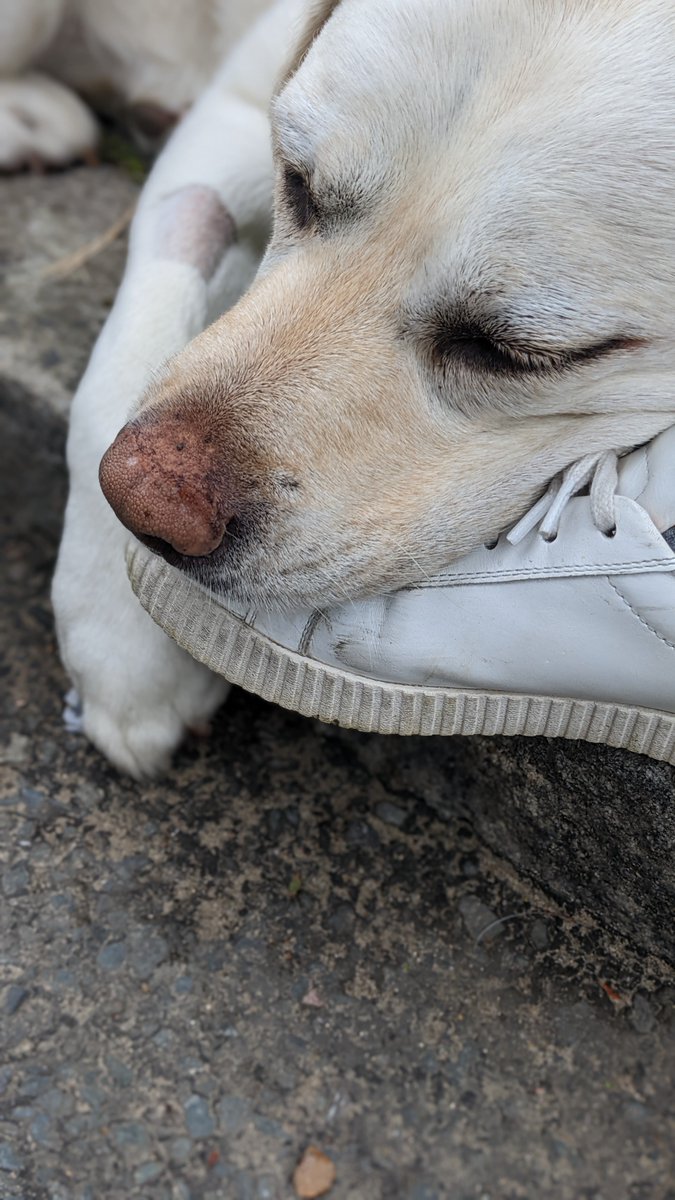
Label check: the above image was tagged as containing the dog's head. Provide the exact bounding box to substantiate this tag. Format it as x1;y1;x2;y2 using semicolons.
101;0;675;607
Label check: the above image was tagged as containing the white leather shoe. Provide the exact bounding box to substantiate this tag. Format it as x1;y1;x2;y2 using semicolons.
127;427;675;764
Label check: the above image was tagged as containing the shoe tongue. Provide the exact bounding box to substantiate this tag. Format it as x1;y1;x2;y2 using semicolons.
617;425;675;533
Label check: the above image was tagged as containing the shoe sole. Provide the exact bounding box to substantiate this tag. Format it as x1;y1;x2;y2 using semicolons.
128;546;675;766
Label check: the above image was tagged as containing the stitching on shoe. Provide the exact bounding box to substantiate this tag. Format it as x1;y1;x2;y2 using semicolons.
606;578;675;654
408;556;675;587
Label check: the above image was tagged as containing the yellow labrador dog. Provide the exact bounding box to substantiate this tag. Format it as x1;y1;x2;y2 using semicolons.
51;0;675;776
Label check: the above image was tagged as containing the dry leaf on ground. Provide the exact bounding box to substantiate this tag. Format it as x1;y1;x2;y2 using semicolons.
293;1145;336;1198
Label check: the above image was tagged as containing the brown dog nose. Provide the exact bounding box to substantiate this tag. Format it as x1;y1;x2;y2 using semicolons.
99;417;234;557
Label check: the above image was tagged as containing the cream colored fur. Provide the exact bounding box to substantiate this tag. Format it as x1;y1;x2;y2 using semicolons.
51;0;675;774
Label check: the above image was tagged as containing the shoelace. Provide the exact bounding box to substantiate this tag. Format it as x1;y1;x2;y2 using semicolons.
505;448;626;547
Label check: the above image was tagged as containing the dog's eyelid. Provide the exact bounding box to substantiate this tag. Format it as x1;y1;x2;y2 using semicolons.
491;332;647;370
281;161;318;229
416;310;645;375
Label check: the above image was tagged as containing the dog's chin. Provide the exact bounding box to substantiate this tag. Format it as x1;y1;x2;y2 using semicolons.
136;534;286;610
139;539;341;613
136;511;265;598
138;534;243;593
138;521;447;614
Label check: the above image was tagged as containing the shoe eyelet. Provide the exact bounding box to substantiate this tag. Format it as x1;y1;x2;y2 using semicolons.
484;539;499;551
603;526;617;538
540;532;558;543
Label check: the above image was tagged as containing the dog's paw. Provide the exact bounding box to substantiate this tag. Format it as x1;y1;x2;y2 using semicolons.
53;526;229;778
0;73;98;171
80;652;229;779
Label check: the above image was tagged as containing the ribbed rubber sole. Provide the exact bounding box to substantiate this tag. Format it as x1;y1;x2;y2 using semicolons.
127;545;675;765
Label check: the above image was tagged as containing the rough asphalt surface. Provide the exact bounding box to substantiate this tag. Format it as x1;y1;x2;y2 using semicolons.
1;167;675;1200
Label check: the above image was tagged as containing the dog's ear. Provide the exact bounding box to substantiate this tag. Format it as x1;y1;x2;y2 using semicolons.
279;0;343;89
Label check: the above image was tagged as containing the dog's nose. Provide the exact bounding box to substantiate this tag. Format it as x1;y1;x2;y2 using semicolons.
99;418;234;557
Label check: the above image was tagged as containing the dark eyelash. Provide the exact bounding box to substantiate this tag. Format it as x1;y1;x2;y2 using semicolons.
429;315;645;375
283;165;317;229
431;325;569;375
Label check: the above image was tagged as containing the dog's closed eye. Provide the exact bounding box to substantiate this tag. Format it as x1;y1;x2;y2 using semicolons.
426;318;644;377
282;164;318;230
431;323;576;374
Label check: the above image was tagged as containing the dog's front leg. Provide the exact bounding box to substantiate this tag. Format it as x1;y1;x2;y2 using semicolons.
52;5;292;777
53;258;235;778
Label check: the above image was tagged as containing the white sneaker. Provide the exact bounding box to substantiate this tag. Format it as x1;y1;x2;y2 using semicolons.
127;428;675;764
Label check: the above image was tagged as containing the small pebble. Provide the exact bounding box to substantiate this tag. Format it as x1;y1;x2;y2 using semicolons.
623;1100;649;1124
11;1106;34;1121
302;986;324;1009
64;1113;97;1138
134;1161;164;1185
18;1073;48;1100
184;1094;214;1138
0;732;29;765
374;801;407;828
130;934;169;981
97;942;127;972
252;1114;288;1140
30;1113;56;1148
80;1082;106;1113
169;1137;193;1165
0;1141;23;1172
17;819;36;843
20;786;52;815
113;1121;149;1150
174;975;193;995
105;1056;133;1088
4;985;29;1016
293;1146;336;1198
2;865;30;898
458;896;502;942
345;820;380;848
530;920;549;950
39;1087;74;1118
113;854;150;883
460;857;479;878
